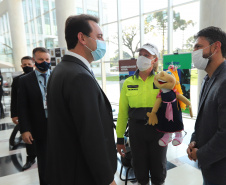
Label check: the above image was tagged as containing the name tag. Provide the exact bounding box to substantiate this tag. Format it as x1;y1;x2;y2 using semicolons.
127;85;139;88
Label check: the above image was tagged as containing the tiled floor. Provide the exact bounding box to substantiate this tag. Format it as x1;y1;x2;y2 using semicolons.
0;93;203;185
0;114;203;185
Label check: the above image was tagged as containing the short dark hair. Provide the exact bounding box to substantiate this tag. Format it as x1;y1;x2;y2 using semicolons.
194;26;226;58
65;14;99;50
21;56;33;63
32;47;49;57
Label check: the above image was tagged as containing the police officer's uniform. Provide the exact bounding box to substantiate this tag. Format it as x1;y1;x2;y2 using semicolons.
116;70;167;185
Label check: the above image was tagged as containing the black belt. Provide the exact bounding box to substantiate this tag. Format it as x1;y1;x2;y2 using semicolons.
128;107;152;121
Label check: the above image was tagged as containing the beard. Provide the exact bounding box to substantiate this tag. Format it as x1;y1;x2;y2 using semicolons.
203;51;214;65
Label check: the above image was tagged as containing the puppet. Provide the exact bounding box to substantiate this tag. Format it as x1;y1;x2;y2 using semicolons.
147;65;193;146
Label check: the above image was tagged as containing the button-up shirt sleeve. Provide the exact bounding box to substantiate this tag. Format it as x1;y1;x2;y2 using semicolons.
116;80;129;141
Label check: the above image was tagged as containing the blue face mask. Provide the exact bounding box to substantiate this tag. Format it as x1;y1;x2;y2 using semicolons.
35;61;51;72
85;36;106;61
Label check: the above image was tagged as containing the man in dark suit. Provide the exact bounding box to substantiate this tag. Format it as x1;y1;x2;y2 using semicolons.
47;14;117;185
187;26;226;185
10;56;36;171
18;47;51;185
0;70;4;118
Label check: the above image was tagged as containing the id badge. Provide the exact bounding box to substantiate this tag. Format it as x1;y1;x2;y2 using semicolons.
43;100;47;109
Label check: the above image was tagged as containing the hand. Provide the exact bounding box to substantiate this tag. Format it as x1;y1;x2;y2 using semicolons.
187;141;196;160
116;144;126;157
110;180;117;185
147;112;158;126
12;117;19;124
22;131;33;144
190;148;198;162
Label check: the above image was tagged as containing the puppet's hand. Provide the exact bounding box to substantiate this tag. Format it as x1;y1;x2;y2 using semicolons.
189;105;193;118
147;112;158;126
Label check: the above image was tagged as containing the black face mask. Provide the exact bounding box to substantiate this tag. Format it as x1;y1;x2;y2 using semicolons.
35;61;51;72
23;66;33;74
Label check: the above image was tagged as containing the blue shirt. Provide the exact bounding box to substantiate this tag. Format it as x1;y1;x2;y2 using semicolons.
35;69;51;118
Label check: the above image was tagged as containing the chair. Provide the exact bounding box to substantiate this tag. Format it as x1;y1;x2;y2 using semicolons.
113;117;136;184
119;150;136;185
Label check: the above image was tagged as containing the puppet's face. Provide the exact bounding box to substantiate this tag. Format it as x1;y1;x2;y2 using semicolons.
154;70;176;90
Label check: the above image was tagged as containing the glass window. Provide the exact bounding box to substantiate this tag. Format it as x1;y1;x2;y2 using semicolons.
103;23;118;61
105;61;120;104
28;0;34;19
38;40;43;46
0;17;2;34
51;0;55;9
32;35;36;48
102;0;117;24
25;23;30;33
172;1;200;52
30;20;35;34
52;9;57;35
44;13;51;35
22;0;28;22
121;17;140;59
86;0;98;16
76;7;83;14
45;38;54;48
38;35;43;46
43;0;49;13
0;13;13;62
6;13;10;33
76;0;83;8
2;14;7;32
26;35;30;45
120;0;139;19
144;10;168;59
36;17;43;34
144;0;168;13
87;10;98;16
35;0;41;16
173;0;194;6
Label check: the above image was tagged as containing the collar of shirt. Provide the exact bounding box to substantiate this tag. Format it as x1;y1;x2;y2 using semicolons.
35;69;51;78
65;50;92;71
134;69;155;80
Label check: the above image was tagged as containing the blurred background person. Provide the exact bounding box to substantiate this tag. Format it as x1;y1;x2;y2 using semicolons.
18;47;51;185
10;56;36;171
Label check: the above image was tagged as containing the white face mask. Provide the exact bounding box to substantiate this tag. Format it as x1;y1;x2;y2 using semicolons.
136;56;155;71
192;43;216;70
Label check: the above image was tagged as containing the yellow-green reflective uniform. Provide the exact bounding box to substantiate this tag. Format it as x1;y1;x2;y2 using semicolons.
116;73;160;139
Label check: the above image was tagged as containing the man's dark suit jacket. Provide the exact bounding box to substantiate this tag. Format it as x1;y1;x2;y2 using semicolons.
47;55;117;185
191;61;226;184
11;74;24;118
18;71;47;140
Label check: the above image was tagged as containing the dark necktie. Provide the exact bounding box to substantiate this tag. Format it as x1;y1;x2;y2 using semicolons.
40;73;47;86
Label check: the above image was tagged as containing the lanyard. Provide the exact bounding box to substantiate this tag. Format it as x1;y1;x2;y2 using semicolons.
39;80;47;109
39;81;47;98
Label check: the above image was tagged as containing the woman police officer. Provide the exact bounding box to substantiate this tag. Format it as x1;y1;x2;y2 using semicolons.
116;43;167;185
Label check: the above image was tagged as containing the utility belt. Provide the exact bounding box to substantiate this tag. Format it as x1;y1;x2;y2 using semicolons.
128;107;152;123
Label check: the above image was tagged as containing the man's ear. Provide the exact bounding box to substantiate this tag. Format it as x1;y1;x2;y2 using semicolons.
214;41;222;53
176;81;179;85
77;32;87;45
